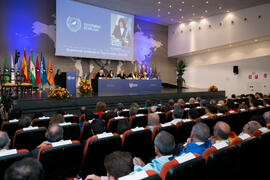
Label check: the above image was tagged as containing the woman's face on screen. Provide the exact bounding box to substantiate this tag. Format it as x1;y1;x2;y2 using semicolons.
119;21;124;28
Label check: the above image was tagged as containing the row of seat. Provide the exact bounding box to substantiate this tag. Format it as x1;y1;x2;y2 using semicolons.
1;125;269;180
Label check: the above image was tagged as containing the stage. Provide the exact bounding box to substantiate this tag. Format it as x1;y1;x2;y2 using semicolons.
14;87;225;117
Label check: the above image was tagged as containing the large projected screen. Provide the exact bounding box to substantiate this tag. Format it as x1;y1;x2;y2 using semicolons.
56;0;134;60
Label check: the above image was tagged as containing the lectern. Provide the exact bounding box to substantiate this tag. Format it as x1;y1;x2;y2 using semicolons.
61;72;76;96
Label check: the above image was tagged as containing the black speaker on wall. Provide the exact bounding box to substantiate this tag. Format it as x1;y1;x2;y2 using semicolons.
233;66;239;74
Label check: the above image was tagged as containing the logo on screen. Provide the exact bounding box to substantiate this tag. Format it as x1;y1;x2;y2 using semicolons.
66;16;82;32
67;76;75;80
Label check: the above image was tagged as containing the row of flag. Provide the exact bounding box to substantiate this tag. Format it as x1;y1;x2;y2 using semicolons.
134;63;158;79
2;49;54;86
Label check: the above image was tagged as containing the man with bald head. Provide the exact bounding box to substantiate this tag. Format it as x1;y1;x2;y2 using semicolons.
211;121;231;144
147;113;160;131
241;121;262;135
263;111;270;127
0;131;10;152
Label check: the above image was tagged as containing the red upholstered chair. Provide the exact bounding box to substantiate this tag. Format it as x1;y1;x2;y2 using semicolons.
64;114;79;123
129;114;148;128
119;109;130;117
107;116;129;133
176;120;196;144
0;149;31;179
32;117;50;128
166;110;173;122
152;124;177;143
37;140;82;178
59;122;80;140
203;142;238;180
12;127;46;150
122;128;153;163
119;170;161;180
1;119;19;137
79;121;94;142
81;133;121;176
138;108;148;115
160;153;204;180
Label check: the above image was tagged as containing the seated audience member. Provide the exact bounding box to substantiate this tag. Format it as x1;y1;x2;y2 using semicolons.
114;103;125;113
200;99;207;108
210;121;231;144
117;119;131;135
49;114;65;125
129;106;138;117
90;119;106;136
133;131;175;173
263;96;270;106
85;151;133;180
96;101;107;117
95;69;106;79
147;113;160;131
107;70;115;78
32;112;44;120
32;124;64;158
238;102;248;110
209;99;217;105
8;107;22;120
127;72;136;79
189;97;195;105
250;114;266;127
145;100;152;110
149;106;157;113
195;97;201;103
141;72;149;80
168;99;175;107
4;157;44;180
80;106;87;116
240;120;262;136
130;102;140;110
217;105;229;114
0;131;10;151
177;98;185;107
226;100;238;111
18;116;32;129
117;70;126;79
204;104;217;118
172;105;184;120
188;109;200;121
178;122;212;156
249;98;259;109
217;100;225;106
231;94;236;99
263;111;270;128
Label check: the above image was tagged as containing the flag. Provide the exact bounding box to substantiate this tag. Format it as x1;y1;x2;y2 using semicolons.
134;62;137;78
36;55;41;85
140;64;144;74
21;50;28;82
14;49;20;75
10;55;15;83
144;63;148;74
40;53;47;85
3;57;10;83
151;64;154;79
27;55;30;82
154;64;157;75
47;58;54;85
30;51;36;86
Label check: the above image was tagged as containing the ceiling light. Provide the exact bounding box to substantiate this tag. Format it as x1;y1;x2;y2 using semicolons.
158;1;161;4
254;39;258;42
182;1;185;4
157;14;160;17
218;6;222;10
181;16;184;19
169;5;172;8
205;10;208;13
205;1;209;4
179;8;182;12
192;5;195;8
158;9;160;11
168;12;171;14
192;13;195;16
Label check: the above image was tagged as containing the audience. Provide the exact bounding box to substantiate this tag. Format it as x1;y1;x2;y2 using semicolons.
85;151;133;180
240;120;262;136
32;124;64;158
49;114;65;125
133;131;175;173
129;106;138;117
200;99;207;108
172;105;184;120
149;106;157;113
0;131;10;151
130;102;140;109
4;157;44;180
147;113;160;131
263;111;270;127
210;121;231;144
178;122;211;156
145;100;152;110
250;114;266;127
89;119;106;135
168;99;175;107
117;119;130;135
96;101;106;116
204;104;217;118
189;97;195;105
217;105;228;114
177;98;185;107
114;103;125;113
18;116;32;129
188;109;200;121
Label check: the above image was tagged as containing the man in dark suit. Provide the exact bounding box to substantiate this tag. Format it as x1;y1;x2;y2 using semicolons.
117;70;126;79
95;69;106;79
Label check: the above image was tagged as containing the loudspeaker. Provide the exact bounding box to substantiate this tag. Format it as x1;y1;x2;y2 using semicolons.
233;66;239;74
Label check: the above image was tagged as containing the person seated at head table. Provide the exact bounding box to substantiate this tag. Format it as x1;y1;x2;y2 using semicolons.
95;69;106;79
141;72;149;80
107;70;115;78
117;70;126;79
127;72;136;79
